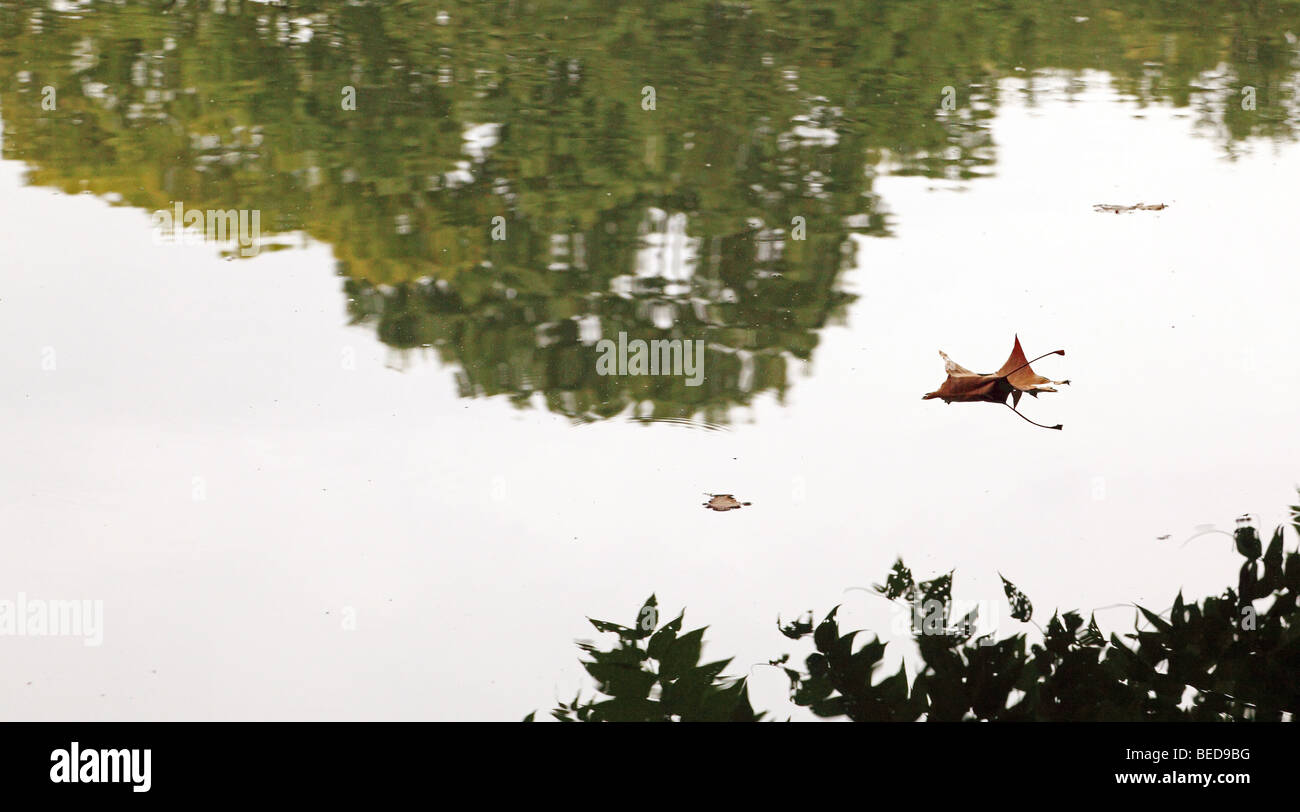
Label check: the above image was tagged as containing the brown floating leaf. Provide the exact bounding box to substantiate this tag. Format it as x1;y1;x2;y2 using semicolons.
922;335;1069;430
1093;202;1168;213
702;493;751;511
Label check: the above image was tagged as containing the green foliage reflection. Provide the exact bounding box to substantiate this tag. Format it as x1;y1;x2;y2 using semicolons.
543;497;1300;721
2;0;1298;422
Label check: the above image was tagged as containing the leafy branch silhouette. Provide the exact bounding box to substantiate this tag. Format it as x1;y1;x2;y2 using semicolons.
535;493;1300;721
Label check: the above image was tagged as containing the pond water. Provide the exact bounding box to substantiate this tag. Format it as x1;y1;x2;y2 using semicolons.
1;1;1298;720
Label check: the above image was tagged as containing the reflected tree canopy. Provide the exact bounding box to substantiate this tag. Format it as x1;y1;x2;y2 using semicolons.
2;0;1298;423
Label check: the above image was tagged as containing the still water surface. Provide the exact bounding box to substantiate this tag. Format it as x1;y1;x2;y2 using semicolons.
1;1;1299;719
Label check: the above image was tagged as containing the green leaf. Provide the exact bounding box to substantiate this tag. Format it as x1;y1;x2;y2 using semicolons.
1079;613;1105;647
1000;572;1034;622
587;618;630;635
1239;560;1261;602
1136;605;1173;635
647;611;684;661
1062;611;1084;635
1285;551;1300;591
590;696;662;722
920;571;953;606
777;611;814;640
1263;527;1285;586
1235;526;1262;560
633;594;659;639
814;606;841;652
659;628;706;680
953;604;980;641
875;559;915;600
583;662;658;699
876;660;910;708
809;695;849;718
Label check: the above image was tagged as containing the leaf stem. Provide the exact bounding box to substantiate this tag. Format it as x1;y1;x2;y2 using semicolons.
1002;349;1065;379
1004;403;1062;430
